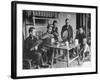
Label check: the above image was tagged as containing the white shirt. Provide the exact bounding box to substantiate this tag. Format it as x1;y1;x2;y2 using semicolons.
83;44;90;53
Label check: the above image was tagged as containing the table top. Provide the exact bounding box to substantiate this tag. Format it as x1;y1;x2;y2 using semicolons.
47;43;77;50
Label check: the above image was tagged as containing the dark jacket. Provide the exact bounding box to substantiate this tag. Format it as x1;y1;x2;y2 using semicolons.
61;24;73;42
76;32;86;45
52;26;59;41
38;32;53;53
23;35;38;58
41;32;53;45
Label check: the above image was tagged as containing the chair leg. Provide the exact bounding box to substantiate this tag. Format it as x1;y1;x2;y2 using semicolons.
28;60;32;69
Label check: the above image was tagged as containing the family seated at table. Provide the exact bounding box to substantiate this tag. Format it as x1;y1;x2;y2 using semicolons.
23;18;90;69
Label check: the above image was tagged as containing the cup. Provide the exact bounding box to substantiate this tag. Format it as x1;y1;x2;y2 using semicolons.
74;39;79;46
57;43;60;47
51;38;55;43
65;41;69;47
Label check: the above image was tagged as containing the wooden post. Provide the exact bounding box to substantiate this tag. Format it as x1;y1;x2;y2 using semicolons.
32;16;35;26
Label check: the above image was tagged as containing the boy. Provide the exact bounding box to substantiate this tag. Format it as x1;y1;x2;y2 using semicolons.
80;38;90;61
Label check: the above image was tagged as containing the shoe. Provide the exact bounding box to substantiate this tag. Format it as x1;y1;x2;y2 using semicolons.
53;59;57;64
40;64;49;68
35;66;40;69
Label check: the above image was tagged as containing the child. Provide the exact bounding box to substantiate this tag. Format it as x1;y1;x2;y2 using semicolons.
80;38;90;61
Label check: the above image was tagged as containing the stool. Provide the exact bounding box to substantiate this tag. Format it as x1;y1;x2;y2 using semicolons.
24;59;32;69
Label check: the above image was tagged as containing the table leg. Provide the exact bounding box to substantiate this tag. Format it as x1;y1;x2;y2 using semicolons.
77;48;80;65
56;49;60;58
51;48;55;68
66;49;69;67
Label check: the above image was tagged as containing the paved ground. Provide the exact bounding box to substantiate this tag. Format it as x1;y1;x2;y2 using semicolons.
53;60;91;68
52;52;91;68
26;58;91;69
24;53;91;69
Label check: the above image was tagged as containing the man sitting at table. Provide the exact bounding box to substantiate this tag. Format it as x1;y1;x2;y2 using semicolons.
39;24;54;65
23;27;47;68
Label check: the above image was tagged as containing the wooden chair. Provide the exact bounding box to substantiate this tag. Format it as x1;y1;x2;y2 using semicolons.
24;59;33;69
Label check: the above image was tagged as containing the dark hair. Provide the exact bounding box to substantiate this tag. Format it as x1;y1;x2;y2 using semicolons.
29;27;35;33
79;26;83;28
53;20;57;25
47;24;53;29
79;26;84;30
65;18;69;21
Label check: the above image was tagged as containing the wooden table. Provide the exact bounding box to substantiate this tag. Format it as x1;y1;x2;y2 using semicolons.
47;44;80;68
